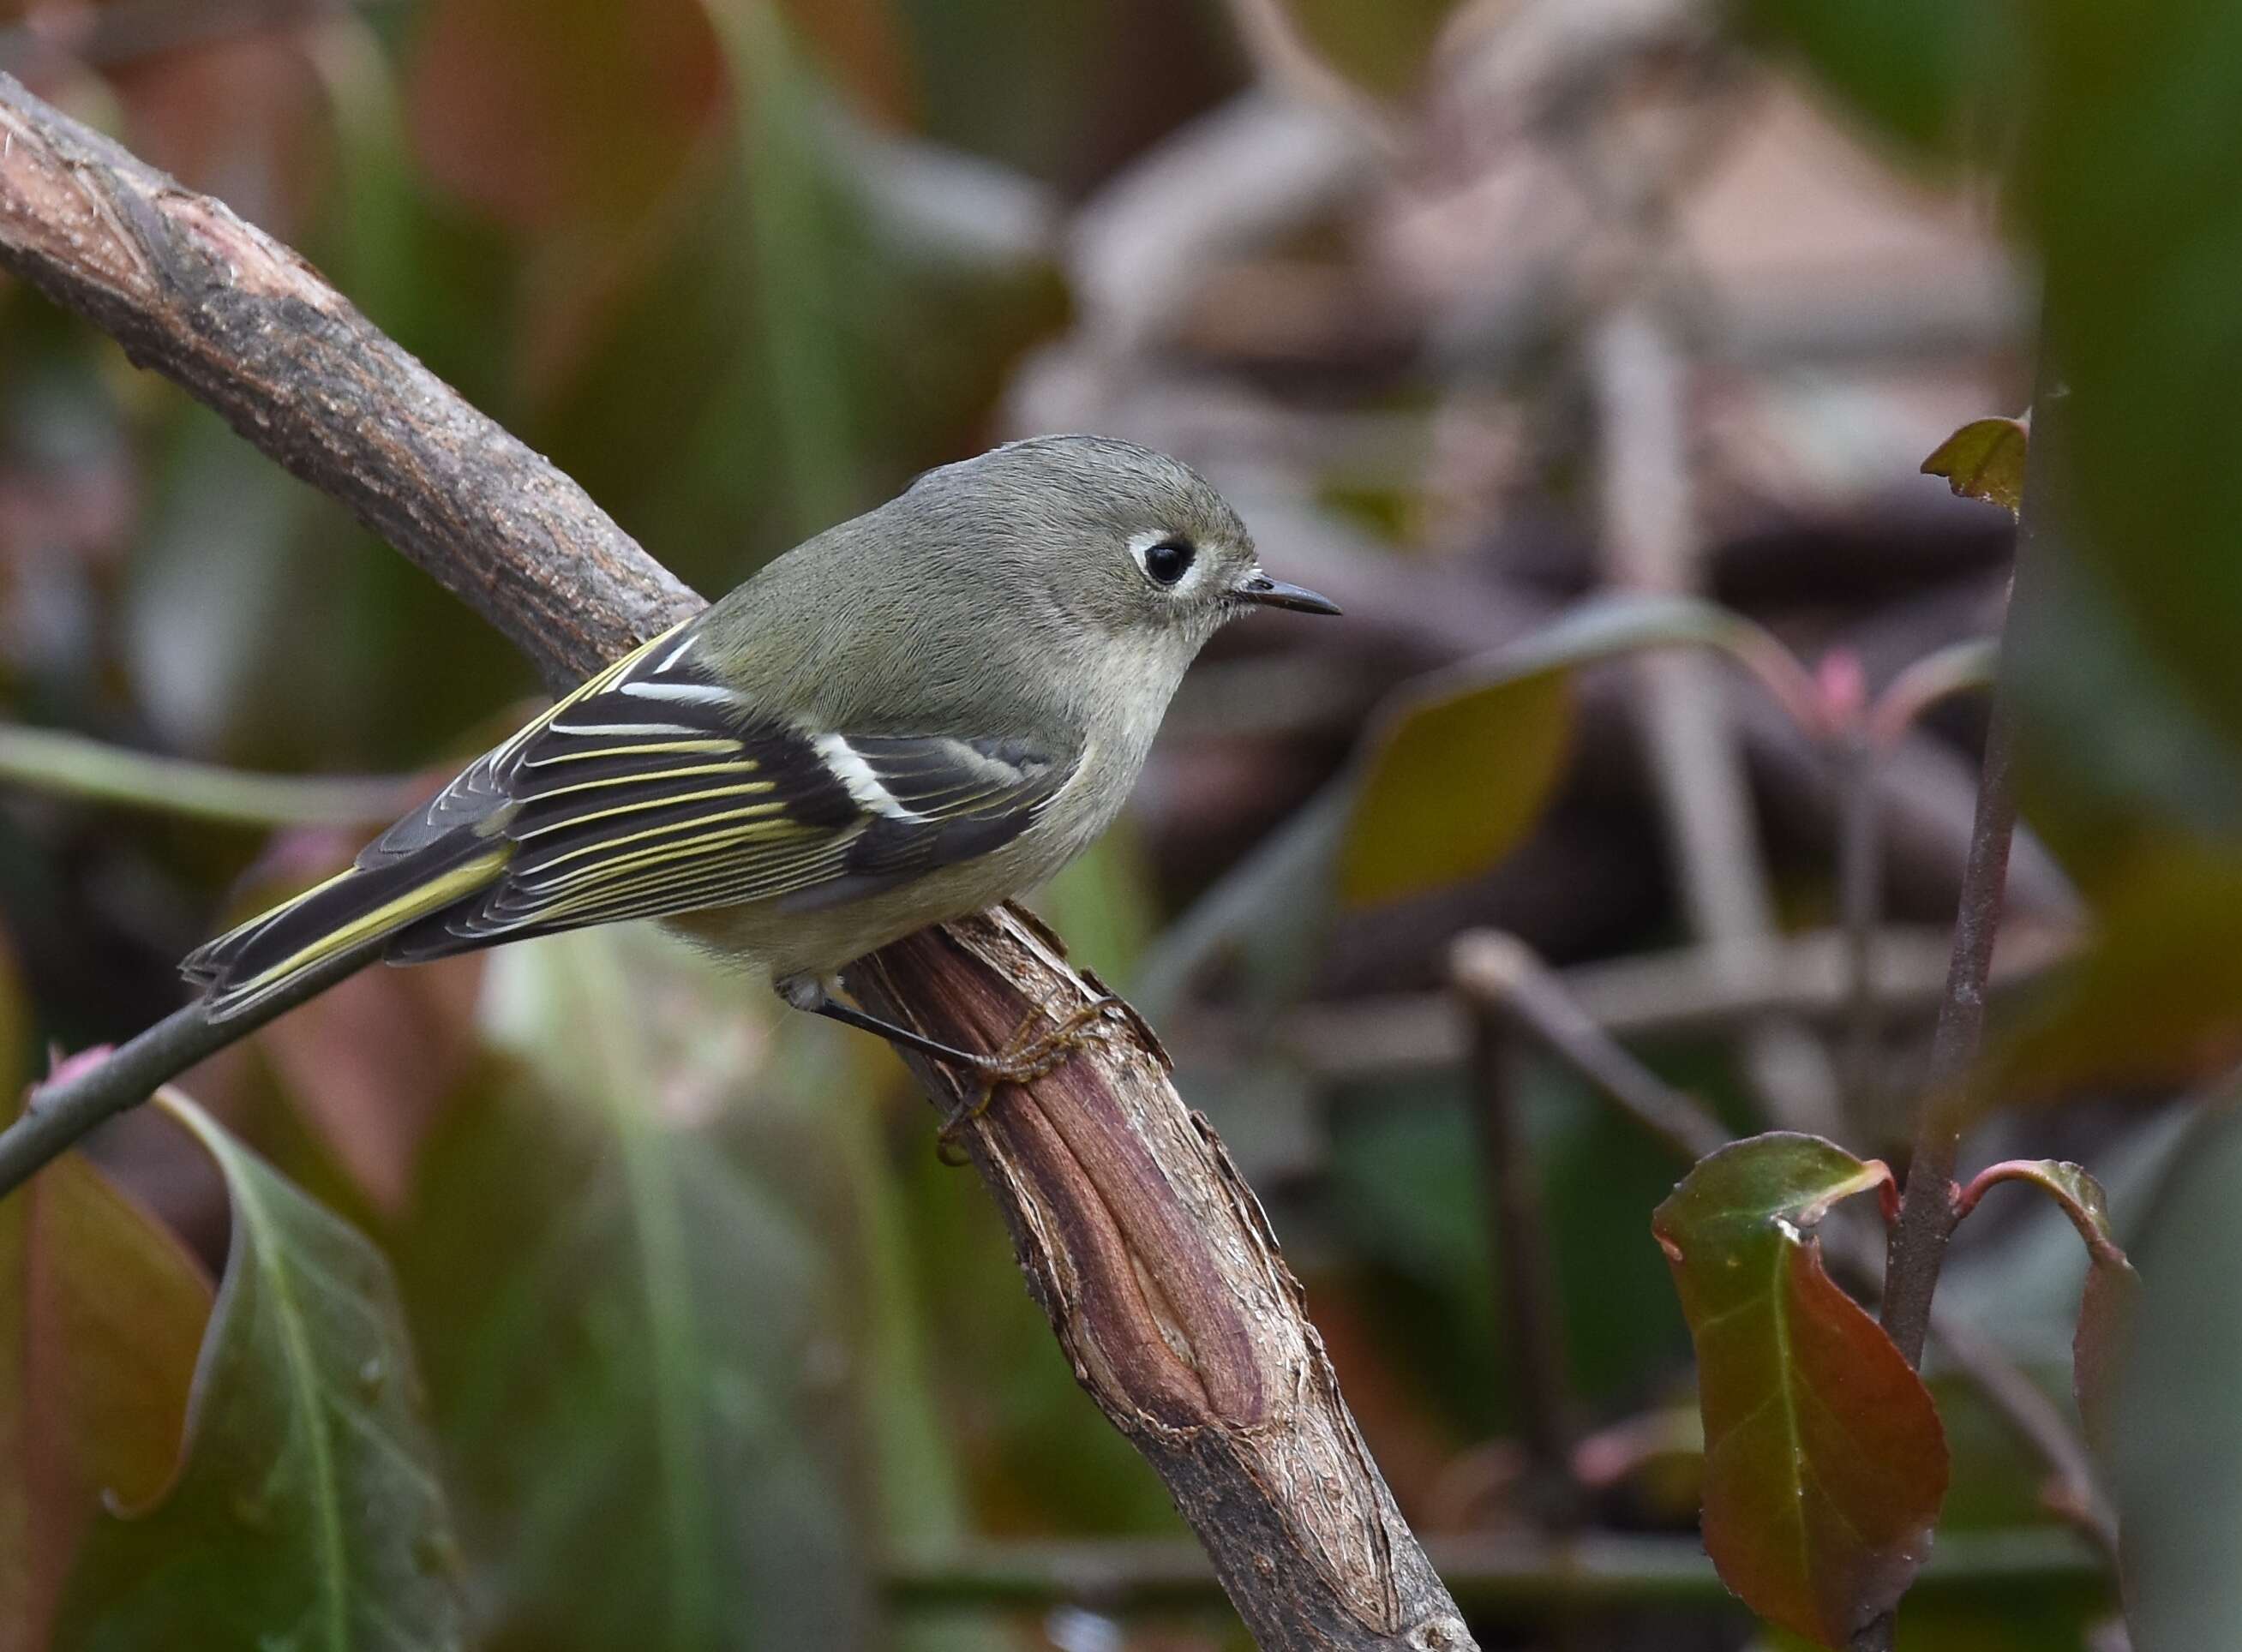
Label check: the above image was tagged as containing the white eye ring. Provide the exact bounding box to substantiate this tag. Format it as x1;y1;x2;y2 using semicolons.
1130;528;1202;591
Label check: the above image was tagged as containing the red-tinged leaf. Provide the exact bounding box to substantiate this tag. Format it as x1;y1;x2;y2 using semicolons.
1957;1159;2137;1462
1921;416;2029;518
0;1140;212;1647
1654;1133;1950;1648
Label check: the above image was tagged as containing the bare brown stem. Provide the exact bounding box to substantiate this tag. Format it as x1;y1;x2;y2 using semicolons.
1877;699;2018;1367
1452;939;1583;1529
1852;368;2053;1650
1838;727;1885;1115
1449;931;1729;1163
0;71;1472;1650
1590;304;1845;1139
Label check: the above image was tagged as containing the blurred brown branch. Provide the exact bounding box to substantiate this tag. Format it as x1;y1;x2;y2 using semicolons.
1592;303;1846;1140
0;69;1472;1652
881;1527;2101;1615
1247;922;2073;1080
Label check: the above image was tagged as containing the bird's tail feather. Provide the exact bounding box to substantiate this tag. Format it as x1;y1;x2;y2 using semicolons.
183;835;513;1021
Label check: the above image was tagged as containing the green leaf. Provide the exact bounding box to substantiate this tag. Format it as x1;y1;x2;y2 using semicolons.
2114;1094;2242;1648
1340;667;1574;908
393;927;872;1651
1275;0;1471;101
1957;1160;2137;1462
1653;1133;1949;1647
2007;537;2242;877
55;1092;464;1652
1739;0;2009;159
1921;416;2029;518
1339;593;1814;907
1988;845;2242;1101
0;1149;211;1645
2023;0;2242;756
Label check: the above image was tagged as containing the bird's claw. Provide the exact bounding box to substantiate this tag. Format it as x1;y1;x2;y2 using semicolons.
934;994;1124;1165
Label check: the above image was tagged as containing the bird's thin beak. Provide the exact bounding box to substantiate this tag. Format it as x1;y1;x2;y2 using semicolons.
1236;573;1342;616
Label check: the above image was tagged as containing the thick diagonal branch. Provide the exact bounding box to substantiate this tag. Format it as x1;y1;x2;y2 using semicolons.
0;71;1472;1651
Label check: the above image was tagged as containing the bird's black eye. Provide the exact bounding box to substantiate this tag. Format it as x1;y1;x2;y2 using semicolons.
1142;537;1195;587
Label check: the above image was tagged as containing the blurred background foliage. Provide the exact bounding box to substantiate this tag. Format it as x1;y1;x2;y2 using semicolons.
2;0;2240;1646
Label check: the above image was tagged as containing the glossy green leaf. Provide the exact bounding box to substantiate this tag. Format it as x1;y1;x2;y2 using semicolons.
55;1092;464;1652
1340;593;1813;907
1654;1133;1949;1647
0;1147;210;1647
1921;417;2029;518
393;927;872;1651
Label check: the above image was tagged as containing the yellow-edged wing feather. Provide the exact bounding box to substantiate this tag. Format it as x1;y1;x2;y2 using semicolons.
184;620;1072;1017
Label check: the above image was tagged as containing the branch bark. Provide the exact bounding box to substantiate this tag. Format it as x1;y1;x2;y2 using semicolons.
0;71;1473;1652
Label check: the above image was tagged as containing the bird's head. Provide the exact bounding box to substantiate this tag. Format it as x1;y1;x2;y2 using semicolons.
905;434;1340;663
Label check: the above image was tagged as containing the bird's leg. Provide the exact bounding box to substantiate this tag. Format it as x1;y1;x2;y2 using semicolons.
777;973;998;1069
775;974;1123;1162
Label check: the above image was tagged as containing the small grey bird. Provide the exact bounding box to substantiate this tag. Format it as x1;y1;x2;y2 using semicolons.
183;434;1338;1079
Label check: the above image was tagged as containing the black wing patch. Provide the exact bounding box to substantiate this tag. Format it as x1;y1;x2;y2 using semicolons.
186;616;1077;1010
381;625;1074;959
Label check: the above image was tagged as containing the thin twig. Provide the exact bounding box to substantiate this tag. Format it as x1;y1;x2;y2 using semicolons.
1263;925;2074;1079
1838;726;1885;1116
1856;680;2021;1652
1840;637;2001;1122
1450;931;1728;1162
1454;939;1584;1528
0;941;385;1192
1877;692;2019;1365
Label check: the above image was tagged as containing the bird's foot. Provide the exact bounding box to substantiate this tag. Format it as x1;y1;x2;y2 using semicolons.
935;994;1124;1165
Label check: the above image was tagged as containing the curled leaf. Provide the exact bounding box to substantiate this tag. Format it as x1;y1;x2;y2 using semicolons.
1922;416;2029;517
1958;1159;2137;1461
1654;1133;1950;1648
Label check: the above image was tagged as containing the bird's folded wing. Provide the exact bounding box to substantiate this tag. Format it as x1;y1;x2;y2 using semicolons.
377;620;1075;960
